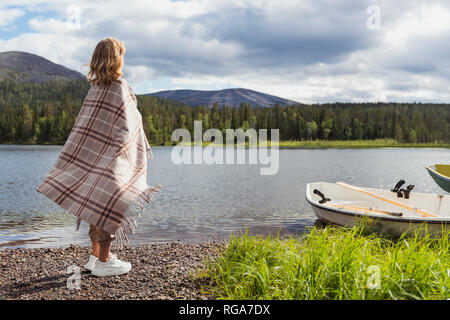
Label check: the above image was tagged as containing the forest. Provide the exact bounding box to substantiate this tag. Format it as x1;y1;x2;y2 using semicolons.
0;79;449;145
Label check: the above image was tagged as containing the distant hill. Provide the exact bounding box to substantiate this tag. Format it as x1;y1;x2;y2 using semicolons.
148;88;300;108
0;51;300;108
0;51;85;83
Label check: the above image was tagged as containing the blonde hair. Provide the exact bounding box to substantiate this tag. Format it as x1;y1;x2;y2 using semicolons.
87;38;125;86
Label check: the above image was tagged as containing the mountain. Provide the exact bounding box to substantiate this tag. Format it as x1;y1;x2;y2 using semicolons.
0;51;300;108
0;51;85;83
148;88;300;108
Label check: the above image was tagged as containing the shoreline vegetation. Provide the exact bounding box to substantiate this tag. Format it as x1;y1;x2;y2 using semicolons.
178;138;450;148
1;225;449;300
1;139;449;149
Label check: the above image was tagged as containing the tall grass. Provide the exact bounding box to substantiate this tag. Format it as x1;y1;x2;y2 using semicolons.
206;225;450;299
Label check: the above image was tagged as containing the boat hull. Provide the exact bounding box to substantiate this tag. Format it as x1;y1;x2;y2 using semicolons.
426;165;450;193
306;182;450;237
309;201;448;236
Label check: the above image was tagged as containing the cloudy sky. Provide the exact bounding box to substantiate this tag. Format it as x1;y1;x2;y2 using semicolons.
1;0;450;103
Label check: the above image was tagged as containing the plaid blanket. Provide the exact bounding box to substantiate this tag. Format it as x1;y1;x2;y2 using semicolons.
36;77;160;245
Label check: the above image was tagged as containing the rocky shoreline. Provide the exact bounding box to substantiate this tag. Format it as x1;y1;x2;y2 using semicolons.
0;242;224;300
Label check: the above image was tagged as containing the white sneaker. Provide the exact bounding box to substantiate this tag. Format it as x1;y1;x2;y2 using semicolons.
92;254;131;277
84;255;98;271
84;254;117;271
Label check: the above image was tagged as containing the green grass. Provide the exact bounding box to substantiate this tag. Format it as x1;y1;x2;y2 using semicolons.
276;139;450;149
205;225;450;300
161;138;449;148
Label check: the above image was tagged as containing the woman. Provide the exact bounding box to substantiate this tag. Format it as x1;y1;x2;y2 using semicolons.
36;38;159;277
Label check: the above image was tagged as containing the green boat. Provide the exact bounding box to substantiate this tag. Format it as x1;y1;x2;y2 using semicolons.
426;164;450;193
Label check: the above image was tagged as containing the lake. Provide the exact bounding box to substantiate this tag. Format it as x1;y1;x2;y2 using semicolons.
0;145;448;248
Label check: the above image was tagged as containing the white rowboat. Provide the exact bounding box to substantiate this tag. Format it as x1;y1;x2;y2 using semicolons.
306;182;450;236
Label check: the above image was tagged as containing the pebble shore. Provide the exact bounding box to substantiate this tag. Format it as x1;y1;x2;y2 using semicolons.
0;242;224;300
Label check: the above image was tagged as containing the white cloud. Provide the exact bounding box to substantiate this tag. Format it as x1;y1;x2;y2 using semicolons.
0;7;25;27
124;65;157;84
1;0;450;103
0;32;94;73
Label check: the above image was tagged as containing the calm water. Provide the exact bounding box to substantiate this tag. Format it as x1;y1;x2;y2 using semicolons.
0;145;448;248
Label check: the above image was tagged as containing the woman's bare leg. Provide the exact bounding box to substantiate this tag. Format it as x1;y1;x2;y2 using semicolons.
92;241;100;258
99;243;111;262
89;223;113;262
